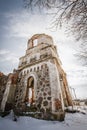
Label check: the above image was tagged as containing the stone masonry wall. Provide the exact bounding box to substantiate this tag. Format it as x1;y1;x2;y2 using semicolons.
0;75;8;109
14;75;25;109
36;63;51;112
14;63;51;113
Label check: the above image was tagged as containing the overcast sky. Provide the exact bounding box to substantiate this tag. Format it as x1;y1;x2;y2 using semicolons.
0;0;87;99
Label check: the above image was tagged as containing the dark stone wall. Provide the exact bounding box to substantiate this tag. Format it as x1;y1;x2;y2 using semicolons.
0;74;8;108
36;64;51;112
14;75;25;109
14;64;51;113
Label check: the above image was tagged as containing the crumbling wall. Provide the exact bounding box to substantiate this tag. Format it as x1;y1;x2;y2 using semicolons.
0;73;8;109
0;72;18;111
35;63;51;112
7;73;18;105
0;34;72;121
55;60;73;107
27;34;53;49
14;63;51;113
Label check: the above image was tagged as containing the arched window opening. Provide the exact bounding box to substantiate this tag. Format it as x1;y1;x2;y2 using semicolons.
41;65;43;69
37;66;39;71
25;76;34;106
33;39;38;47
30;68;32;72
34;67;36;71
27;70;29;74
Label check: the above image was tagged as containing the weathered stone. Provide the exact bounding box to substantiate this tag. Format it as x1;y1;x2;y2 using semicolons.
41;88;44;91
44;87;48;91
40;108;45;112
39;93;42;97
43;92;47;96
0;34;73;121
38;97;43;103
43;101;48;106
40;81;42;85
48;91;51;96
47;97;51;100
51;111;65;121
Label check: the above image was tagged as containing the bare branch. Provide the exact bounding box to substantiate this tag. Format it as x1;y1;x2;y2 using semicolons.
23;0;87;65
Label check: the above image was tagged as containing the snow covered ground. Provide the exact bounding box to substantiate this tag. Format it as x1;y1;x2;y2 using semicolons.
0;109;87;130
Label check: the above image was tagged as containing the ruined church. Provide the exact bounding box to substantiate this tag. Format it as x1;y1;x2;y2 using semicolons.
0;34;72;120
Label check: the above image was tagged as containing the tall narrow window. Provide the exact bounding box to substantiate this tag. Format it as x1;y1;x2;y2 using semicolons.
33;39;38;47
25;76;34;106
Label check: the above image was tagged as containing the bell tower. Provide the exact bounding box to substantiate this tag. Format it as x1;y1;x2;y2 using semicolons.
14;34;72;120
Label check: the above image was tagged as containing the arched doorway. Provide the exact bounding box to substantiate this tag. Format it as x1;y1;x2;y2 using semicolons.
25;76;35;106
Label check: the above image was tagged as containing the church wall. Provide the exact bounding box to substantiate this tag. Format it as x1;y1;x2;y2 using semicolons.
7;84;16;104
15;57;65;113
14;62;52;112
0;75;8;109
0;78;12;112
47;59;64;112
37;35;53;45
0;34;72;121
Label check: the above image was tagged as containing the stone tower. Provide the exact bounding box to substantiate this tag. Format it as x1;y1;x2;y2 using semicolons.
0;34;72;120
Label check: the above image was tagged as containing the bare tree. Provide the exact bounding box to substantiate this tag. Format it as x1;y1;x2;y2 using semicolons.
75;41;87;66
23;0;87;65
24;0;87;39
